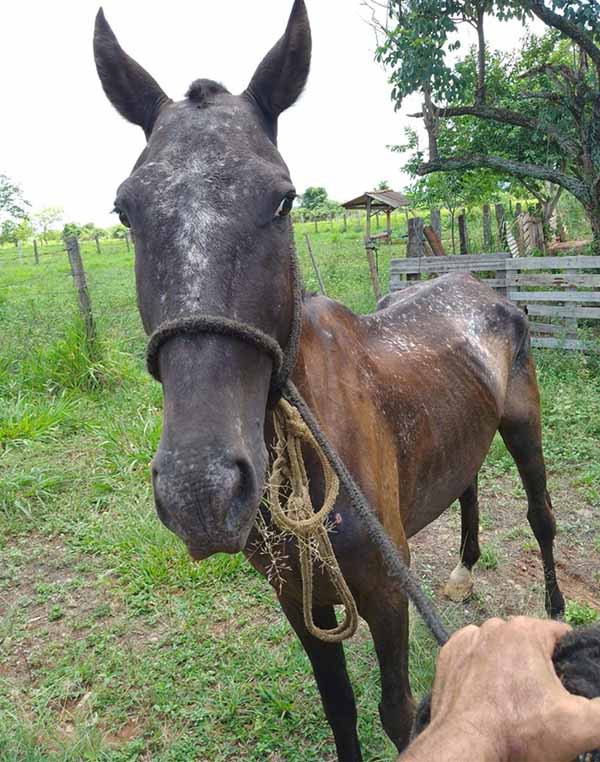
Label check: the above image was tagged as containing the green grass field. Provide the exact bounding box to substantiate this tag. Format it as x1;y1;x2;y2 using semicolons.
1;230;599;761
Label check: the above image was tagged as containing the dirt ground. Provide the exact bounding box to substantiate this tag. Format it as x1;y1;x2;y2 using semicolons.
410;472;600;628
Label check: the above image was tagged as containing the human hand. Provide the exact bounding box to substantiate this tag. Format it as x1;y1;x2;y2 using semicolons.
423;616;600;762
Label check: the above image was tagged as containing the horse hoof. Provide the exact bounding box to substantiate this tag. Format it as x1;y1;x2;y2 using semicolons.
444;564;474;602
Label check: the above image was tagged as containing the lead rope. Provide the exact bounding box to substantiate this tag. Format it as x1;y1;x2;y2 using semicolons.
268;398;359;642
146;244;449;648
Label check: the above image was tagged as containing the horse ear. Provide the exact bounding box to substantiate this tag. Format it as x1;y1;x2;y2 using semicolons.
245;0;311;122
94;8;170;138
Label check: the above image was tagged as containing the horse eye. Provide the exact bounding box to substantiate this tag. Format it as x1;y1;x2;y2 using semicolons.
274;195;295;219
113;206;130;228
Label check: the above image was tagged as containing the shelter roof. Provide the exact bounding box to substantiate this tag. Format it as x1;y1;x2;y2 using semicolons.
341;190;410;210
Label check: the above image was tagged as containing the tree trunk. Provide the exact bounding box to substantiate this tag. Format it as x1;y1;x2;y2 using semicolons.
475;5;486;105
589;199;600;253
422;84;439;161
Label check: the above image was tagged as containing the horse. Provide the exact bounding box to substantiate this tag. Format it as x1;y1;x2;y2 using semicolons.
93;2;565;759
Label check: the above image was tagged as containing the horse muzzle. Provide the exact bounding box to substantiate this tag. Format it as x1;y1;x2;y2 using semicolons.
151;448;261;558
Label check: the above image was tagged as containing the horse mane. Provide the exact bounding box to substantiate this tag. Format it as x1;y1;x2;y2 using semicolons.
411;624;600;762
185;79;230;106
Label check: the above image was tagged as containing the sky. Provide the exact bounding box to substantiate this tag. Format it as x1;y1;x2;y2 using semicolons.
0;1;539;228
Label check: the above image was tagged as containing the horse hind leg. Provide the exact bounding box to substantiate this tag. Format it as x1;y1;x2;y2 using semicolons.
499;356;565;618
444;477;481;602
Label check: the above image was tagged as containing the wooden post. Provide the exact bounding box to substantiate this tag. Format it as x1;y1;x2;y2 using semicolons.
95;235;101;255
124;231;131;252
458;211;469;255
565;268;578;337
314;217;318;233
386;208;392;243
495;203;506;245
430;208;442;240
424;226;446;256
304;234;326;296
17;240;23;262
66;236;96;350
517;213;527;256
407;217;424;282
343;212;347;232
365;197;382;301
407;217;424;258
33;239;39;265
365;242;382;301
482;204;492;251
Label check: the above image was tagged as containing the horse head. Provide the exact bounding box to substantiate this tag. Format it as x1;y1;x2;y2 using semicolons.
94;1;311;559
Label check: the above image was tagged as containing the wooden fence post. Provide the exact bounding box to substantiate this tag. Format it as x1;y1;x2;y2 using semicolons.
565;268;578;337
407;217;425;282
482;204;492;251
430;208;442;241
343;212;347;232
314;217;318;233
66;236;96;350
407;217;425;258
458;211;469;255
495;203;506;245
33;239;40;265
424;226;446;256
17;240;23;262
124;231;131;252
94;235;101;255
365;197;382;301
304;234;326;295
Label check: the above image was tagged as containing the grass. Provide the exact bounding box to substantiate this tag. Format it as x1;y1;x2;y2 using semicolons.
478;545;500;571
1;228;599;760
565;601;599;626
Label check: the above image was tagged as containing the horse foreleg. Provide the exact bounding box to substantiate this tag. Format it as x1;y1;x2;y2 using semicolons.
278;595;362;762
444;477;480;602
361;590;414;754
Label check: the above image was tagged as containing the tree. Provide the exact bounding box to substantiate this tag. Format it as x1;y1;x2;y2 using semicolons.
0;174;29;225
0;218;33;246
33;206;64;244
300;186;330;210
62;222;82;240
373;0;600;249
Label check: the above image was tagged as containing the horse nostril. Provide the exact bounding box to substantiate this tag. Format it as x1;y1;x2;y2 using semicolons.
232;456;256;509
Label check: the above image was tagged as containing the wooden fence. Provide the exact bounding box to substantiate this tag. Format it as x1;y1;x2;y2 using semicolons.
390;253;600;351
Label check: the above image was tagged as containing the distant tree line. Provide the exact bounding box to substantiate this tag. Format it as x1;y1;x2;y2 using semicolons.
0;174;127;246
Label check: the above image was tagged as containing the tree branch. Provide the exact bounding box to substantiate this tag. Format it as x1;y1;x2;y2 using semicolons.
518;177;549;205
408;103;580;157
417;155;591;205
523;1;600;78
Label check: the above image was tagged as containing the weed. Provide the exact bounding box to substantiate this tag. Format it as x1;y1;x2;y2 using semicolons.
479;545;499;570
565;600;599;626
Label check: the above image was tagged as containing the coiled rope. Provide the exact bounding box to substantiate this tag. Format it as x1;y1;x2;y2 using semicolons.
268;398;359;642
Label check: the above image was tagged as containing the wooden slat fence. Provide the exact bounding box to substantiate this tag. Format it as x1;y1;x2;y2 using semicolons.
390;253;600;351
